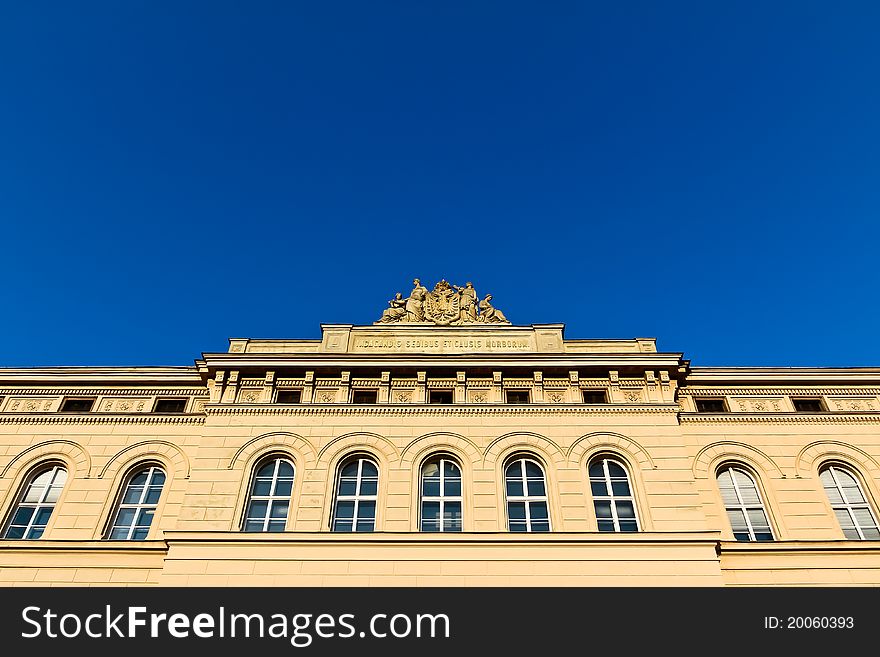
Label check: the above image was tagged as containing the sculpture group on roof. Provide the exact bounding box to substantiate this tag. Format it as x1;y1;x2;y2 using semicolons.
377;278;510;326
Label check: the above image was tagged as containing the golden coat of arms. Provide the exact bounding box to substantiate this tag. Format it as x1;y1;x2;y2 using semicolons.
375;278;509;325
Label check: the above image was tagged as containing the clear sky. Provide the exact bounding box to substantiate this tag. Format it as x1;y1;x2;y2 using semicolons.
2;2;878;367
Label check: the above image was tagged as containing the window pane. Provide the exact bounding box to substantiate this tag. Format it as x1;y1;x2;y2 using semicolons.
527;478;546;497
359;478;378;496
338;478;358;496
333;520;353;532
131;528;149;540
843;527;861;540
738;485;761;506
444;479;461;497
842;485;866;505
529;502;549;520
444;502;462;530
360;461;378;478
443;461;460;478
506;478;523;497
591;481;608;497
23;485;45;504
33;507;53;526
588;462;605;478
267;520;286;532
122;485;144;504
861;527;880;540
597;520;615;532
616;501;635;519
509;521;528;532
508;502;526;520
834;508;855;530
422;462;440;478
530;520;550;532
747;509;770;531
832;468;857;488
274;479;293;497
129;471;149;486
244;520;264;532
606;461;626;478
594;501;612;518
135;508;155;528
144;487;163;504
356;520;374;532
726;509;748;531
754;532;774;541
357;501;376;520
248;500;268;518
340;461;360;477
505;462;521;479
4;525;25;539
524;461;543;478
733;532;751;541
611;480;632;497
109;527;130;540
11;506;35;526
824;485;844;505
256;462;276;477
335;501;355;519
45;485;64;504
422;479;441;497
619;521;638;533
853;508;877;531
114;508;136;528
277;461;294;478
270;501;289;519
252;478;273;496
421;502;440;531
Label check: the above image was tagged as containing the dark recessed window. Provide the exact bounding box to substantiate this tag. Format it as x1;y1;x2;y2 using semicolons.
695;398;727;413
429;389;454;404
352;389;378;404
582;390;607;404
275;390;302;404
60;398;95;413
793;398;825;413
153;398;187;413
505;390;530;404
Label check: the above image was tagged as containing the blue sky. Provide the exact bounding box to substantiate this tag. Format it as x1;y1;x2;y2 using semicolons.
1;2;878;367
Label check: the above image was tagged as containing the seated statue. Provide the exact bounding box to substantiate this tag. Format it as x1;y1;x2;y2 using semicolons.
478;294;509;323
378;293;407;323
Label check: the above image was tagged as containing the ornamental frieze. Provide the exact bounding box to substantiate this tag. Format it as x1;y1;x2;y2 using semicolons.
376;278;510;325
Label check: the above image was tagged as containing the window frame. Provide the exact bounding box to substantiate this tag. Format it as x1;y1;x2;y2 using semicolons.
695;397;728;413
716;464;775;542
105;463;167;541
242;455;296;532
275;389;302;404
351;389;379;404
419;455;463;532
503;456;551;532
331;455;380;532
792;398;826;413
59;397;96;413
152;398;187;413
819;463;880;540
428;389;454;404
582;389;607;404
505;389;531;404
588;456;641;533
2;462;68;540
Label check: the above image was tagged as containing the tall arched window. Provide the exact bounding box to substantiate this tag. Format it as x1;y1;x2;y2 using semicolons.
2;464;67;539
504;457;550;532
107;465;166;540
243;456;295;532
589;456;639;532
332;456;378;532
717;465;773;541
820;464;880;540
420;456;462;532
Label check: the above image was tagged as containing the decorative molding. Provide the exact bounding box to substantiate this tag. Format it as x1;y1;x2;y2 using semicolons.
0;440;92;479
680;412;880;424
0;388;208;396
400;432;482;465
567;432;656;470
98;440;191;479
482;431;566;468
227;432;319;470
692;441;786;479
681;388;880;396
204;405;680;417
795;441;880;479
0;414;205;425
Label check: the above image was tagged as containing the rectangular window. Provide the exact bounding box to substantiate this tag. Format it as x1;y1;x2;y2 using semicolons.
793;398;825;412
695;398;727;413
505;389;531;404
60;398;95;413
275;390;302;404
153;398;187;413
352;389;378;404
582;389;607;404
429;389;454;404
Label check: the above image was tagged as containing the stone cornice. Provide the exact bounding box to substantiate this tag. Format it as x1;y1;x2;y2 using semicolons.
204;403;680;417
0;414;205;425
0;388;209;396
718;540;880;554
680;412;880;424
681;387;880;396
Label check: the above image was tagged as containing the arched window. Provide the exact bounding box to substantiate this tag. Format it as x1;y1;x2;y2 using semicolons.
504;457;550;532
717;465;773;541
107;465;166;540
332;456;378;532
420;456;462;532
589;456;639;532
243;456;295;532
2;464;67;539
820;464;880;540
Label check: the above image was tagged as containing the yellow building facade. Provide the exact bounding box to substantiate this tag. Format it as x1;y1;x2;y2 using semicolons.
2;279;879;586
